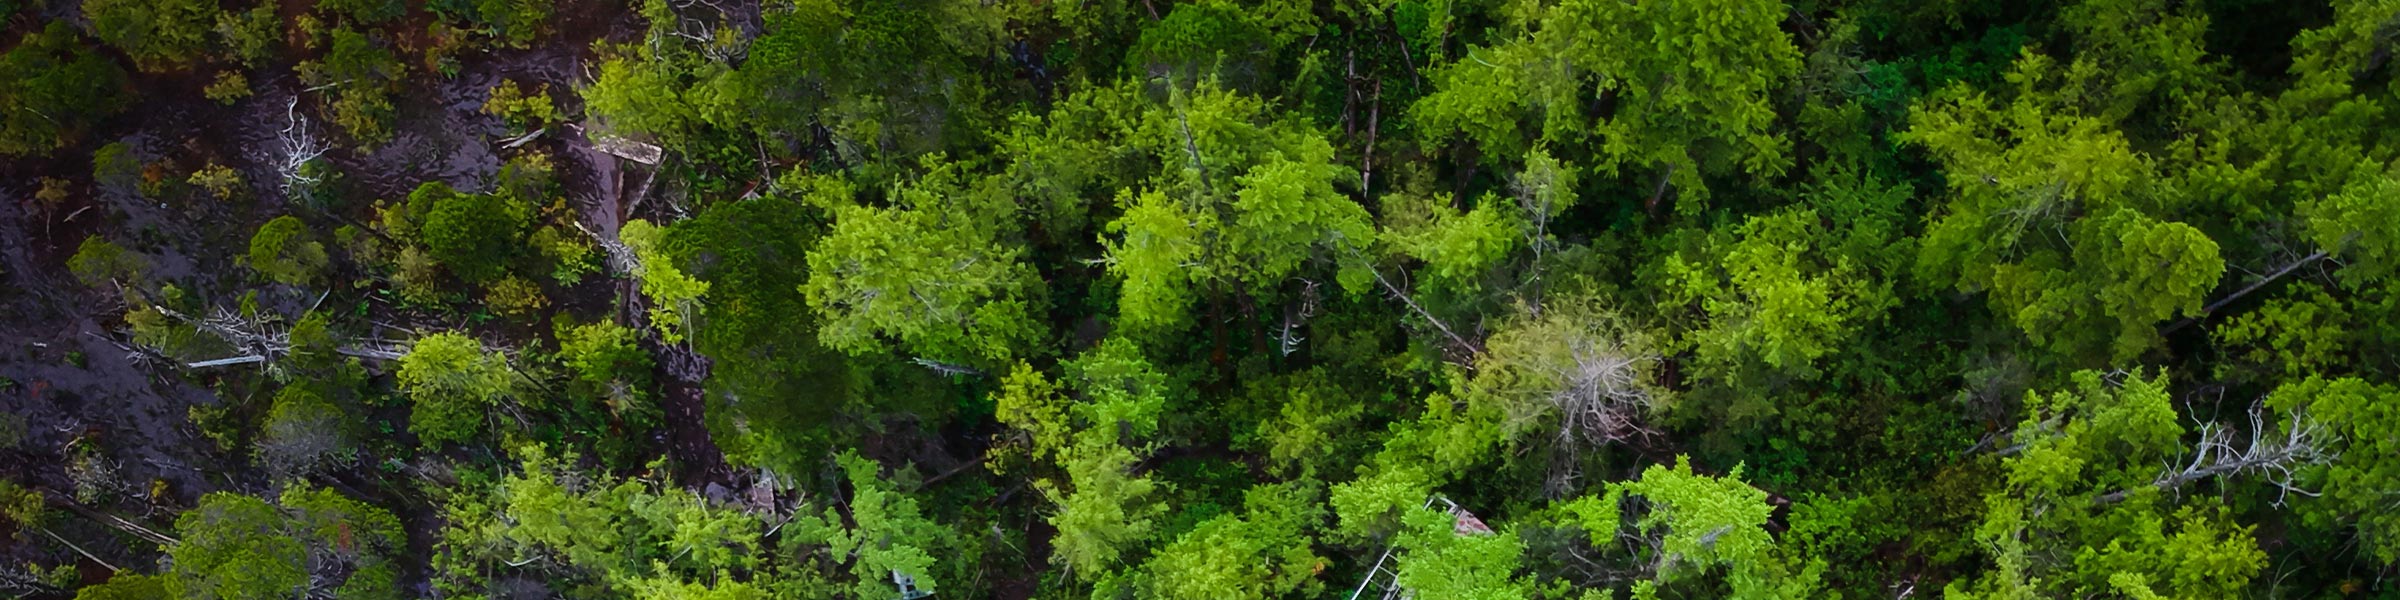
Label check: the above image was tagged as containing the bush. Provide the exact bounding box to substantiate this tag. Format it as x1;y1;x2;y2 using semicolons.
247;216;330;286
417;183;532;284
189;162;244;198
67;236;146;288
203;71;251;105
484;275;549;318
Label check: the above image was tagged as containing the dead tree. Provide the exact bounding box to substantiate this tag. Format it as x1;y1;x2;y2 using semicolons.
2099;399;2337;506
278;97;328;199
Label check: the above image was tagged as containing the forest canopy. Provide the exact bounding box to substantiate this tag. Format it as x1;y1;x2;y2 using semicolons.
2;0;2399;598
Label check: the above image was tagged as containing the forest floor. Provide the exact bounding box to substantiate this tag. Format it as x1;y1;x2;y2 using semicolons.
0;0;708;586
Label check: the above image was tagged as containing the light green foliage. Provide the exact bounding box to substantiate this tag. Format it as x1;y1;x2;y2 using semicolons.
531;224;598;284
189;162;244;199
485;275;550;318
1043;341;1173;576
1595;457;1817;599
1952;371;2266;598
1099;83;1377;331
1330;465;1435;544
1252;369;1366;478
484;80;561;131
2214;285;2354;378
585;58;695;140
1106;190;1210;331
2302;162;2400;287
993;340;1171;576
1661;210;1874;378
73;574;165;600
1380;192;1523;295
802;162;1041;364
214;3;279;65
623;219;709;344
397;332;517;447
0;478;39;527
0;24;132;156
558;320;654;420
1046;440;1162;577
247;216;329;286
1907;56;2224;362
472;0;553;47
67;236;146;288
436;447;769;597
168;488;402;600
1392;502;1527;600
993;363;1073;461
1138;483;1325;599
2269;377;2400;565
83;0;213;71
1227;135;1376;289
301;28;406;145
783;451;952;599
1411;0;1801;210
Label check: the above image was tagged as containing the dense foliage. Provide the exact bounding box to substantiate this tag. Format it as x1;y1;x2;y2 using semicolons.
5;0;2400;598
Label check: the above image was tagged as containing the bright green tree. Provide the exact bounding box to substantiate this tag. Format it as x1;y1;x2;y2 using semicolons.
802;161;1042;364
396;332;518;446
1948;371;2267;598
622;219;708;344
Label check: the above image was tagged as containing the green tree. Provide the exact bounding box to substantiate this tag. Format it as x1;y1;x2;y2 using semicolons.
1390;501;1526;600
652;189;859;472
1905;54;2225;363
317;0;404;25
1098;83;1376;332
214;2;279;65
1409;0;1801;212
1137;482;1325;600
782;451;958;600
300;28;406;144
2268;377;2400;565
248;216;330;286
557;320;655;422
397;332;517;447
991;340;1171;576
73;574;166;600
1949;371;2267;598
623;219;709;344
584;57;695;141
66;236;147;288
83;0;214;71
802;161;1042;365
1555;457;1820;599
0;24;132;156
416;182;534;284
472;0;553;47
434;446;780;598
168;487;402;600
